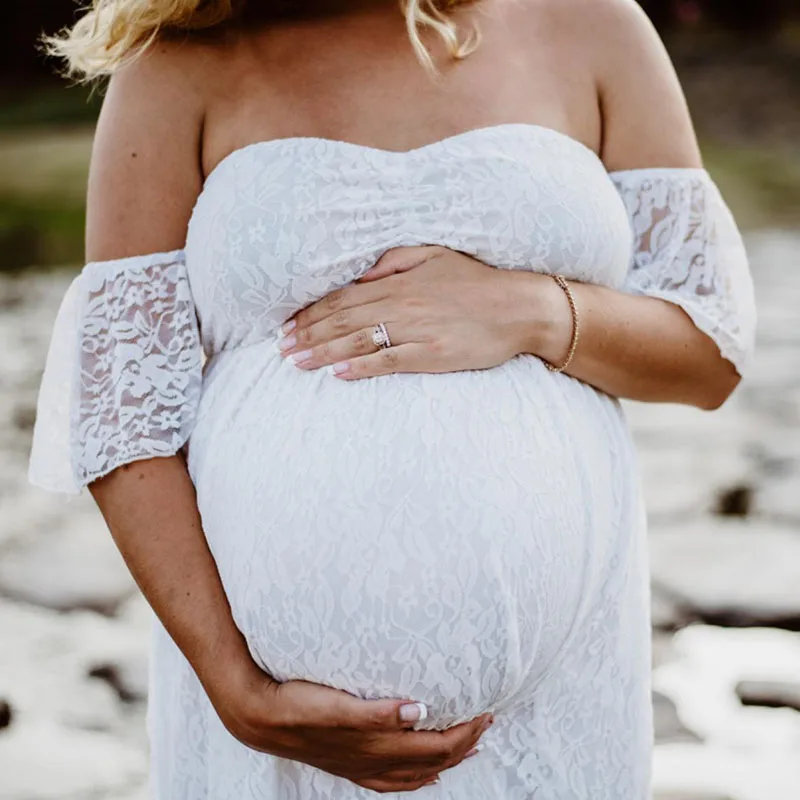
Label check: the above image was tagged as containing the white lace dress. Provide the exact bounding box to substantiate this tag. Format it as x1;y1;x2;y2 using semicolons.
29;124;756;799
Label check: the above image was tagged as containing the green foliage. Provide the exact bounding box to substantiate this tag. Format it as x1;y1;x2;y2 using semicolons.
0;126;91;272
702;141;800;229
0;195;85;273
0;85;102;130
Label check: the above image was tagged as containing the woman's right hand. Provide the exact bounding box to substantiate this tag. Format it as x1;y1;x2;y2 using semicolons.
218;668;493;793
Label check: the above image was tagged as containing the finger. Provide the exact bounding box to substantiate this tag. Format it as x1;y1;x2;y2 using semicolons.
281;302;390;356
286;325;403;370
380;741;484;782
358;774;440;793
465;743;485;759
337;695;431;732
287;281;387;332
427;713;492;763
336;694;492;765
372;713;493;766
357;245;443;283
328;343;424;380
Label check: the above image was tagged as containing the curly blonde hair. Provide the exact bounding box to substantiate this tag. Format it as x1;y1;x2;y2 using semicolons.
46;0;479;79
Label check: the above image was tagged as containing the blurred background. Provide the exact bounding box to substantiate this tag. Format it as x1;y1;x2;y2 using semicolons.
1;1;799;798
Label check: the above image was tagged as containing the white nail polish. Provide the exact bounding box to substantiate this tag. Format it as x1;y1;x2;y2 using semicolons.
398;702;428;722
290;350;313;365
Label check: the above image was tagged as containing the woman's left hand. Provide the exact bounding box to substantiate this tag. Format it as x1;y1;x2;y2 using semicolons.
278;246;551;380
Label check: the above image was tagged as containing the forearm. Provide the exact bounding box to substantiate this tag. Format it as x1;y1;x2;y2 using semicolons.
505;271;741;409
89;455;265;711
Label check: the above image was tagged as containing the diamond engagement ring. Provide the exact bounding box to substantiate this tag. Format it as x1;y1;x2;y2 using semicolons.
372;323;392;349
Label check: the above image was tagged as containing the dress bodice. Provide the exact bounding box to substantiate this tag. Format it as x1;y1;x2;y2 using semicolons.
28;122;756;494
184;124;633;355
24;113;759;800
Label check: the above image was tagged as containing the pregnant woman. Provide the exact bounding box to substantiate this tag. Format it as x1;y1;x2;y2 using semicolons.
31;0;755;796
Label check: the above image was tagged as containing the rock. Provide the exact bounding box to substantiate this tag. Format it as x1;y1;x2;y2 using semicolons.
0;597;150;798
740;379;800;428
637;448;709;520
652;625;800;768
653;739;800;800
0;700;12;730
735;680;800;712
106;787;151;800
0;509;135;615
623;398;757;450
738;345;800;399
116;593;154;633
755;476;800;525
0;720;146;799
0;599;147;737
649;520;800;629
88;664;139;705
746;429;800;478
88;655;148;704
0;282;24;311
0;488;99;549
633;444;754;522
713;485;754;518
655;793;733;800
11;403;36;432
653;690;703;743
651;585;693;631
652;632;676;670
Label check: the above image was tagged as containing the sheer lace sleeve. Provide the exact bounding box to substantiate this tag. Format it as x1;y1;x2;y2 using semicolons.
28;250;203;494
610;168;756;375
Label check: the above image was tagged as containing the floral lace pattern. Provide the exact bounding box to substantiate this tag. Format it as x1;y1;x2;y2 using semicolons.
612;169;757;373
28;251;202;492
28;125;755;799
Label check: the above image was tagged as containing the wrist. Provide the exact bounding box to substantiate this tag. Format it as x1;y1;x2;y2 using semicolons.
501;270;574;363
196;639;274;721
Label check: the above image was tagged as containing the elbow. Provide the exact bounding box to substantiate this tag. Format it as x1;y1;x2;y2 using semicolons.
694;360;742;411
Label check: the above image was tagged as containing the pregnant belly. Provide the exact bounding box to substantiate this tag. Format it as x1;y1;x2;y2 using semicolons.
187;342;636;728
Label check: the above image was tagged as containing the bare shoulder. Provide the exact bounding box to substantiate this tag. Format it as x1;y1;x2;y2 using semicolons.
510;0;702;171
502;0;649;53
87;37;213;261
575;0;703;170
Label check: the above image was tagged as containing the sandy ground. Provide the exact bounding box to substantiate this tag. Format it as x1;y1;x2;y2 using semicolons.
1;230;799;799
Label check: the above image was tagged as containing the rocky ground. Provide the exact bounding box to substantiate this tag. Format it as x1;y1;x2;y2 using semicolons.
1;231;799;799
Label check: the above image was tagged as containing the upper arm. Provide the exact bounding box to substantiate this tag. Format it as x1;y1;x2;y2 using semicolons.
589;0;703;171
86;41;206;262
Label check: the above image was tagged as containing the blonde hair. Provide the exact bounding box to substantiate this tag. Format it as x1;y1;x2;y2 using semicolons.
46;0;479;79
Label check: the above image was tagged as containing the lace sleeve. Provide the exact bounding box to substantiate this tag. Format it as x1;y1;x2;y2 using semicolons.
28;250;203;494
609;168;757;375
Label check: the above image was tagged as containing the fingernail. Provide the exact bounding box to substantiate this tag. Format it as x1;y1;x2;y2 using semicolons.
278;334;297;352
290;349;312;365
399;702;428;722
282;319;296;334
427;777;440;786
465;743;484;758
331;361;350;375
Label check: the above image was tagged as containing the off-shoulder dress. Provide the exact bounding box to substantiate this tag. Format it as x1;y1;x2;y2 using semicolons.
29;124;756;799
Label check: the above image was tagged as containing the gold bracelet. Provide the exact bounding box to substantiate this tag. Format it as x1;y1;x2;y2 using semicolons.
543;274;580;374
